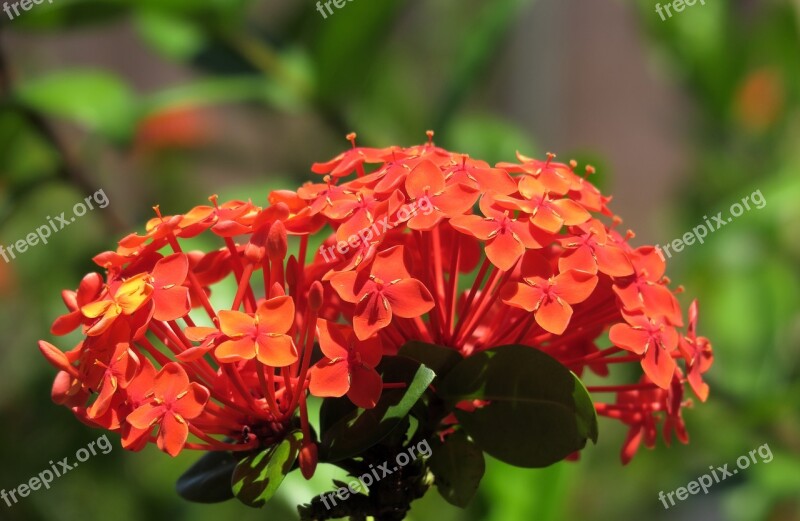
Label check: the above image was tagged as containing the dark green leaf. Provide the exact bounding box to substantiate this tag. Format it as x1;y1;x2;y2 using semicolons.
319;357;436;462
439;344;598;468
429;431;485;508
176;450;237;504
231;430;303;508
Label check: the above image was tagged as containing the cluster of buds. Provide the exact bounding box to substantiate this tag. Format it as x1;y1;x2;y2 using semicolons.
39;131;712;472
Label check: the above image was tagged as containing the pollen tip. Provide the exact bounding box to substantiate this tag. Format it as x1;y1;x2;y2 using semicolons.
569;159;578;169
426;130;435;144
346;132;357;147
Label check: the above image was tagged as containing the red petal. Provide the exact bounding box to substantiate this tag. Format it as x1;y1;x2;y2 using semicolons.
174;382;210;419
152;253;189;287
153;286;191;321
256;334;298;367
218;310;254;337
154;363;191;402
371;246;411;281
531;206;564;234
609;324;648;355
405;160;445;198
450;215;497;240
553;270;597;304
158;412;189;457
329;270;371;303
353;293;392;340
552;199;590;226
317;319;350;360
594;244;634;277
485;231;524;271
215;337;256;362
126;404;164;429
348;365;383;409
500;282;542;312
256;296;295;334
642;346;676;389
355;335;382;368
309;359;350;397
184;326;218;342
383;279;435;318
535;298;573;335
557;246;598;275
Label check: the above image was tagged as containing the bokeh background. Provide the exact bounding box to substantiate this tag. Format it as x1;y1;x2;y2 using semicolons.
1;0;799;520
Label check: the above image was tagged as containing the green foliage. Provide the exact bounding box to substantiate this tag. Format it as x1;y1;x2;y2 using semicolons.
429;430;485;508
439;344;598;468
319;357;436;463
232;431;303;508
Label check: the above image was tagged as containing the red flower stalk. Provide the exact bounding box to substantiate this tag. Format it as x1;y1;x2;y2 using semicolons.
40;132;712;469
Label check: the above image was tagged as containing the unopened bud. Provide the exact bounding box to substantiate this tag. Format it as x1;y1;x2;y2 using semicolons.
309;281;324;311
267;221;288;261
299;442;318;480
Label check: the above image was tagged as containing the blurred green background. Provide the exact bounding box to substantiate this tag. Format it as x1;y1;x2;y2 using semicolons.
1;0;799;520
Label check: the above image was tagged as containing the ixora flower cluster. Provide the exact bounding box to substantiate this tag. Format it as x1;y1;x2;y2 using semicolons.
39;132;713;518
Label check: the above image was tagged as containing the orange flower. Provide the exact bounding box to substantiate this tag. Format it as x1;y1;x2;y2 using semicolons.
330;246;434;340
215;296;298;367
309;320;383;408
126;363;210;457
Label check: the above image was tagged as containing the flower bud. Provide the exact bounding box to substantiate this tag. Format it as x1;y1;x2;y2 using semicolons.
299;442;318;480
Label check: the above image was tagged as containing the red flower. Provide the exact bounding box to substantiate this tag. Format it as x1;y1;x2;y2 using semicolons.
39;133;712;471
403;160;479;230
678;300;713;402
126;363;210;457
309;320;383;408
501;267;598;335
81;273;154;336
451;194;550;271
215;296;298;367
330;246;434;340
148;253;191;321
610;313;679;389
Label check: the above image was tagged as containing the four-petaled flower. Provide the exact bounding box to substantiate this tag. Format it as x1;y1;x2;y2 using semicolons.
610;313;679;389
126;363;210;457
215;296;299;367
501;258;598;334
329;246;434;340
309;320;383;408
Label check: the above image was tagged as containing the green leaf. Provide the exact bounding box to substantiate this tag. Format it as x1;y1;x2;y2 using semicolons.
14;70;136;139
319;357;436;462
176;450;237;504
439;345;598;468
429;431;485;508
134;10;205;61
231;431;303;509
398;341;462;379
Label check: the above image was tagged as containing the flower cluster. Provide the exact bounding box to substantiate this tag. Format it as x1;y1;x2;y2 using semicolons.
39;132;712;467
